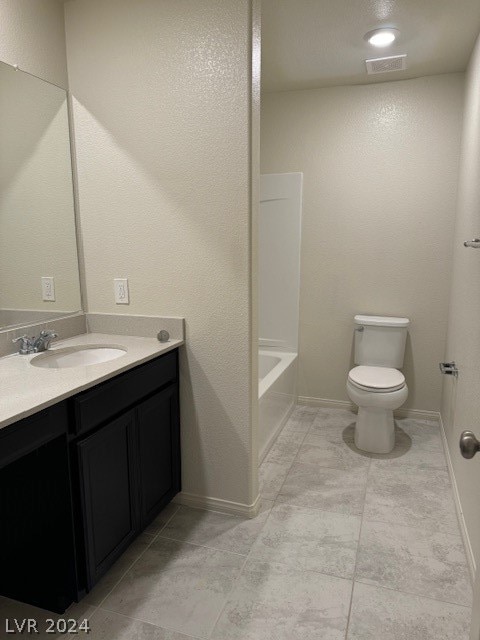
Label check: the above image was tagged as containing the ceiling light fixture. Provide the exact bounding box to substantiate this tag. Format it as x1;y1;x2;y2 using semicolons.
365;28;399;47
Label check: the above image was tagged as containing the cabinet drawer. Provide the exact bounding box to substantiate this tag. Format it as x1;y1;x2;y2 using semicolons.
0;403;67;470
72;351;177;436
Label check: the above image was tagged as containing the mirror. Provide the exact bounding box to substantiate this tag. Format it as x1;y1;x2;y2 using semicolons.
0;61;81;330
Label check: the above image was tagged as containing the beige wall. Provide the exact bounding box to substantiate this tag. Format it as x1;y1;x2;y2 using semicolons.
64;0;259;509
0;0;68;88
442;34;480;571
261;74;464;411
0;63;81;315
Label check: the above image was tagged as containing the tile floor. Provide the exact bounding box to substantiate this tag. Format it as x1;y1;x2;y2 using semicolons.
0;406;473;639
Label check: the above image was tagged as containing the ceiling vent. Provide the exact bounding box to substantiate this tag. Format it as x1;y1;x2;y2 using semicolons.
365;54;407;75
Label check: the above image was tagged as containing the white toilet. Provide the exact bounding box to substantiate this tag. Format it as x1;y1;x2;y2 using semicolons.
346;315;409;454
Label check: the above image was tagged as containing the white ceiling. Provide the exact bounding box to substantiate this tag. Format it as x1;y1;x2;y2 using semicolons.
261;0;480;92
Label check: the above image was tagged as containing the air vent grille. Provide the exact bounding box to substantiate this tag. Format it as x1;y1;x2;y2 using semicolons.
365;54;407;75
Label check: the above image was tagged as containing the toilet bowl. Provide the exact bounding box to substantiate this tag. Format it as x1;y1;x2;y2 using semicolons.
346;366;408;453
346;315;410;454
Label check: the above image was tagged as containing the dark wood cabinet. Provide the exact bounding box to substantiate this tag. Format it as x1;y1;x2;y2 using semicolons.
72;351;180;594
136;384;181;529
77;411;139;589
0;404;77;613
0;348;181;611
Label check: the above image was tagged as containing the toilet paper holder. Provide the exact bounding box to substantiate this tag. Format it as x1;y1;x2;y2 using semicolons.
439;361;458;377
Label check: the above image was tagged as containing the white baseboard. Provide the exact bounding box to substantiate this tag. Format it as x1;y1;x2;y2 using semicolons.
173;491;261;519
297;395;439;423
259;401;296;464
298;396;355;410
439;412;476;582
394;407;440;422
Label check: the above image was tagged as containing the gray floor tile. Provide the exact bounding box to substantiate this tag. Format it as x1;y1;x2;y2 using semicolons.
300;429;371;470
84;533;154;605
144;503;180;535
277;462;368;515
395;418;443;449
88;609;194;639
263;438;302;466
259;461;291;500
250;503;361;579
356;520;472;606
347;582;471;640
291;404;319;417
0;597;94;639
309;407;357;432
24;405;465;640
307;417;445;468
211;560;352;640
158;501;273;555
304;422;356;443
369;442;447;470
281;406;318;433
275;428;307;445
101;537;245;638
364;464;459;534
363;418;447;469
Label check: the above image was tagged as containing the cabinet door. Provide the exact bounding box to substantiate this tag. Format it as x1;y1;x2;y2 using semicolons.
77;411;138;589
136;384;180;529
0;434;76;613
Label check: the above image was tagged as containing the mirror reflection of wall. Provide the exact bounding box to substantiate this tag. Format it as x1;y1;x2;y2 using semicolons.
0;61;81;330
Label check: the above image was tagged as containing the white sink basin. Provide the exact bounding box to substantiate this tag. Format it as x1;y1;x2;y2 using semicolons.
30;345;127;369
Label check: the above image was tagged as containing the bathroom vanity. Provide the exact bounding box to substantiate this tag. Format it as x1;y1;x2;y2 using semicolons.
0;56;184;615
0;335;181;614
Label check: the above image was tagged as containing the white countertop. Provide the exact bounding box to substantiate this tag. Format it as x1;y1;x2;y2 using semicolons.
0;333;183;431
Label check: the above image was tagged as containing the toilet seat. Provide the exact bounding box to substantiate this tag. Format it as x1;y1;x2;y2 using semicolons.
348;365;405;393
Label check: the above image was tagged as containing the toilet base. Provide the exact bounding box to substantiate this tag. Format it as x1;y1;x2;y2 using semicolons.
354;406;395;454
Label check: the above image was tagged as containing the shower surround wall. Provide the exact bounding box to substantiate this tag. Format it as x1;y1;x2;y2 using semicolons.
64;0;260;513
261;74;465;412
258;172;302;459
259;172;302;351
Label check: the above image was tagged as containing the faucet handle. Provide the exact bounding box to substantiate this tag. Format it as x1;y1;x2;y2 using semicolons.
12;335;34;354
39;329;58;338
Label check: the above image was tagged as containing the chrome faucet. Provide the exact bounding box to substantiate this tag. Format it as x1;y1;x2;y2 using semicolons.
12;330;58;355
33;330;58;352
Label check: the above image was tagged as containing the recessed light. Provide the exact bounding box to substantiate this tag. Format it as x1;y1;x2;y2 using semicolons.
365;28;399;47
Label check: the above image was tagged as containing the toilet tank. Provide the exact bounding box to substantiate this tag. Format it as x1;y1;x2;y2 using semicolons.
354;315;409;368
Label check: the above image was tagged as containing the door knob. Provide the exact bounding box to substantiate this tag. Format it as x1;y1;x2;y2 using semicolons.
459;431;480;459
463;238;480;248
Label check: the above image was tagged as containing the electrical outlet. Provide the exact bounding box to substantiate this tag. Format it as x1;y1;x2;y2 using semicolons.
41;277;55;301
114;278;129;304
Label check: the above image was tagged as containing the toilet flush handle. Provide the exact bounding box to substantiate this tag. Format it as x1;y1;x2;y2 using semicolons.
355;326;364;332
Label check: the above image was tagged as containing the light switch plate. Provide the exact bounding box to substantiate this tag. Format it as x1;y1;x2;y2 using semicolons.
41;277;55;301
114;278;129;304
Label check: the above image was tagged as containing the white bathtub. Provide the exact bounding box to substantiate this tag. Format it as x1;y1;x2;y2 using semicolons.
258;349;297;462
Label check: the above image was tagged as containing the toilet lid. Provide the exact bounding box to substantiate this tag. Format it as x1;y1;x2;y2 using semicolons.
348;366;405;392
